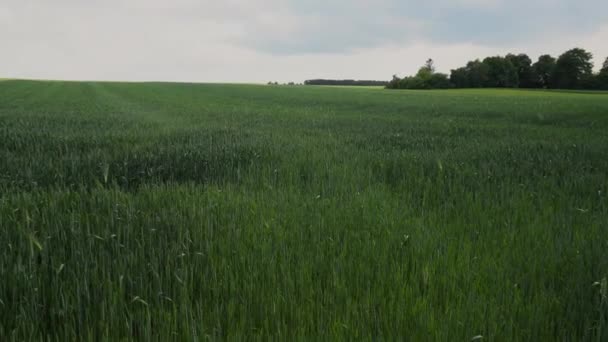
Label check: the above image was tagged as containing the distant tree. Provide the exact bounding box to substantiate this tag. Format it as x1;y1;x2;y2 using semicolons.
449;67;469;88
448;60;490;88
506;53;534;87
399;76;423;89
386;75;401;89
415;64;433;81
388;59;450;90
465;60;490;88
427;73;451;89
532;55;556;88
482;56;519;87
597;57;608;90
398;73;450;90
551;48;594;89
423;59;436;74
392;48;603;90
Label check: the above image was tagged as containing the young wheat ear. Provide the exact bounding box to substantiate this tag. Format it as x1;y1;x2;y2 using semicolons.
101;163;109;184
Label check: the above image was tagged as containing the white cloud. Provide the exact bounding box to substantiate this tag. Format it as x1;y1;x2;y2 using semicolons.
0;0;606;82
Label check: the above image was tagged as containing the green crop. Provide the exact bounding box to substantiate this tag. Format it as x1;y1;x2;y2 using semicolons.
1;80;607;340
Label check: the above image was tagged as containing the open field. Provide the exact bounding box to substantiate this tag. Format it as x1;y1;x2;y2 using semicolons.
1;80;607;340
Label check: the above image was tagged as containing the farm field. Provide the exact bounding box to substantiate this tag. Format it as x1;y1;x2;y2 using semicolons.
0;80;607;340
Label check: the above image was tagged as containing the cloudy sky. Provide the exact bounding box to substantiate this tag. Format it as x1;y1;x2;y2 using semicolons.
1;0;607;83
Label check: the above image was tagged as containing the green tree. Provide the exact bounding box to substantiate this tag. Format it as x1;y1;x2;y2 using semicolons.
506;53;534;87
450;67;469;88
415;65;433;81
448;60;490;88
532;55;556;88
386;75;401;89
423;58;436;74
551;48;594;89
400;67;431;89
482;56;519;88
597;57;608;90
389;60;451;90
465;60;489;88
428;73;451;89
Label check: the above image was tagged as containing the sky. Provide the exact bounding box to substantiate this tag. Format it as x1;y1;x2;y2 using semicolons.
1;0;607;83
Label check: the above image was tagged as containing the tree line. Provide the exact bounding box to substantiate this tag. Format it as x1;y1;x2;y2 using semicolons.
305;79;389;86
387;48;608;90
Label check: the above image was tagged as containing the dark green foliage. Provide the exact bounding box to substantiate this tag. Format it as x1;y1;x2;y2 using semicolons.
463;60;489;88
551;48;594;89
482;56;519;87
427;73;451;89
1;81;608;340
386;60;450;89
597;57;608;90
391;49;602;90
386;75;401;89
450;60;490;88
449;67;468;88
582;57;608;90
397;75;423;89
397;73;450;90
506;53;535;88
533;55;557;88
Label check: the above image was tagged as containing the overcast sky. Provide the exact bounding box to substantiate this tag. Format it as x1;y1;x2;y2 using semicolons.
1;0;607;83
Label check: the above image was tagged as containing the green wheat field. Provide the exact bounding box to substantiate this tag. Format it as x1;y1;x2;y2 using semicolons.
1;80;607;340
